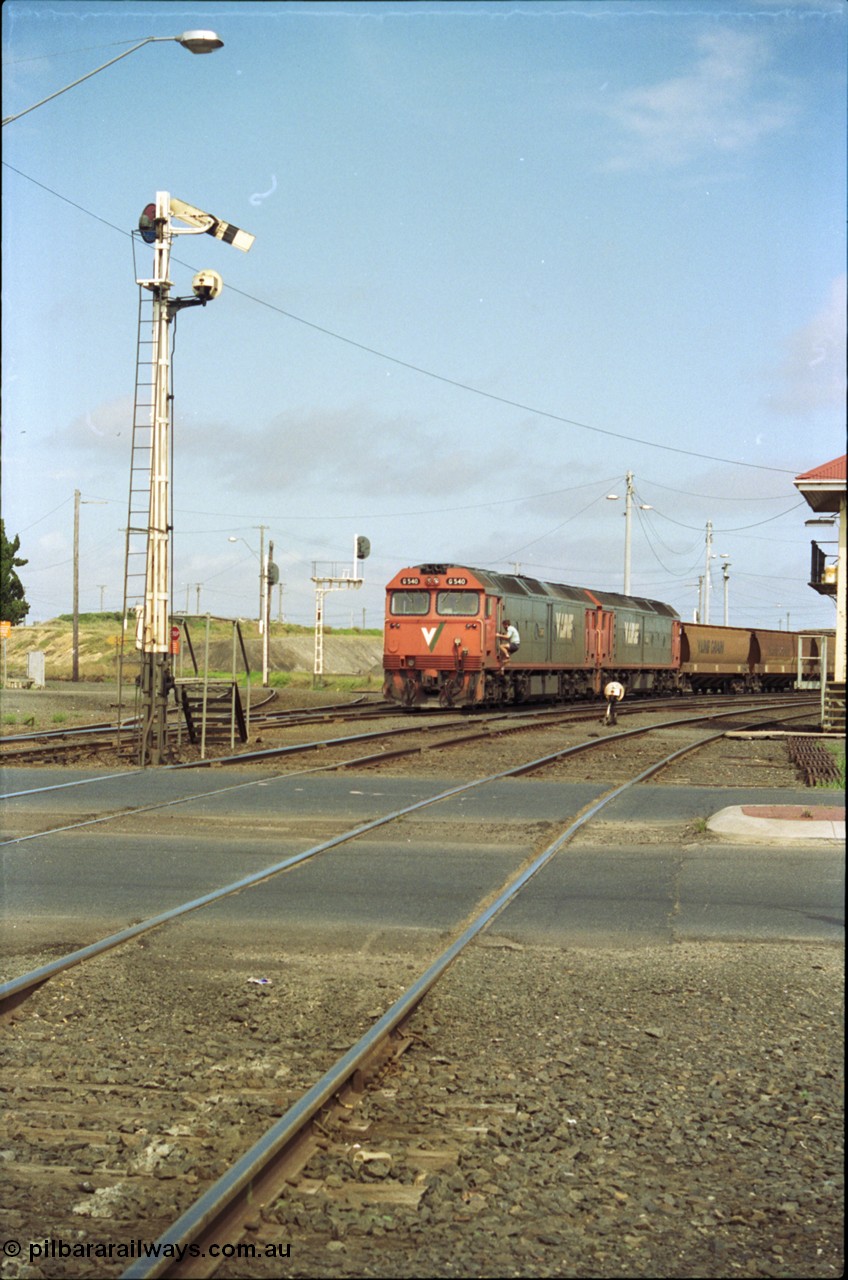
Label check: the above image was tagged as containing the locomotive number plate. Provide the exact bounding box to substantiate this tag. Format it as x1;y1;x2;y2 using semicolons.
445;577;468;585
399;577;421;585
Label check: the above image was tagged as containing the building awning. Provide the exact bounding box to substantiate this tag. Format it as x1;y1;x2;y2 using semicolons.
794;454;846;513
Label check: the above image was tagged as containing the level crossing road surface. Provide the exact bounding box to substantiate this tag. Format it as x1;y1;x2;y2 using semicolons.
1;767;843;955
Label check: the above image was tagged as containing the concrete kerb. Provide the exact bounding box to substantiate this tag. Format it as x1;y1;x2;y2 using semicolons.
708;804;845;841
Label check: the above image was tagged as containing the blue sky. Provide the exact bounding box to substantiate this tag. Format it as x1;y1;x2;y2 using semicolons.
2;0;845;633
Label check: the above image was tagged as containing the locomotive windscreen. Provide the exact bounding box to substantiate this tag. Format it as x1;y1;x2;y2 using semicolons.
436;591;479;616
390;590;429;615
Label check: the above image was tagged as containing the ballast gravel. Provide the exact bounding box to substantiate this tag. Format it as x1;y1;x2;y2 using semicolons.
215;941;843;1280
1;704;842;1279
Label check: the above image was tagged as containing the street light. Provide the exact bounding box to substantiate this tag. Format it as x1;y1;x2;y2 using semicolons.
2;31;224;126
228;535;263;621
720;555;731;626
72;489;107;683
606;471;652;595
228;533;276;687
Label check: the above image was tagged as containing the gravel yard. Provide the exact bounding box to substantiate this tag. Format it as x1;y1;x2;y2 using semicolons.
229;940;844;1280
1;687;843;1279
2;935;842;1280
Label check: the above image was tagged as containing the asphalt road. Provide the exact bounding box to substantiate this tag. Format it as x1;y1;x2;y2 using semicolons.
1;767;843;961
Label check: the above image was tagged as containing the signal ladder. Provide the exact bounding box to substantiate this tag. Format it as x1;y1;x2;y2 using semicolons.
117;286;165;749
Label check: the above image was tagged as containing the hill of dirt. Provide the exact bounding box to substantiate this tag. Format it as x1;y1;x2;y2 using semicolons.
1;616;384;684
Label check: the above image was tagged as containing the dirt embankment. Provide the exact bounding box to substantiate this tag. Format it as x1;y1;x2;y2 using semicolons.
1;617;383;683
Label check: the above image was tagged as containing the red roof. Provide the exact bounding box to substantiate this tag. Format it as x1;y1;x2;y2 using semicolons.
795;455;846;483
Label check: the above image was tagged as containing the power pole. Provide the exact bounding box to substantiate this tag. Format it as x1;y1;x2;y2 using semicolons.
623;471;633;596
73;489;80;682
263;540;272;686
606;472;652;595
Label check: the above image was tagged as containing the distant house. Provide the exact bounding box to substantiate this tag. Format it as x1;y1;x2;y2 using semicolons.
794;454;846;731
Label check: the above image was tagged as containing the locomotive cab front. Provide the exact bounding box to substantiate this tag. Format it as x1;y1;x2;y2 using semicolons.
383;567;490;707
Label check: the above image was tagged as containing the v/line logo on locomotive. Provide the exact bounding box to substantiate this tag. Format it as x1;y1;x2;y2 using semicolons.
421;624;445;652
382;563;827;709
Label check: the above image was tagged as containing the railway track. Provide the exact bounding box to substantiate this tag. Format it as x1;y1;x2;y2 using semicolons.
0;695;385;766
0;690;819;769
2;700;841;1279
0;696;816;847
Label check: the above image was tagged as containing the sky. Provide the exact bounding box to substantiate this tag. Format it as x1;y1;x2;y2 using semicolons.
2;0;845;635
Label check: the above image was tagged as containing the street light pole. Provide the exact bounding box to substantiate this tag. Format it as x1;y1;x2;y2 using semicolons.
227;532;272;685
2;32;224;126
623;473;633;596
606;472;652;595
72;490;107;682
720;556;731;626
703;521;714;624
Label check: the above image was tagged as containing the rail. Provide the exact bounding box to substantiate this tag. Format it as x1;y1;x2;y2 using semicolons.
122;724;767;1277
0;699;814;1014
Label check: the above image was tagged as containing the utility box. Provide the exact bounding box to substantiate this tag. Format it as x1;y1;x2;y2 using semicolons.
27;650;46;688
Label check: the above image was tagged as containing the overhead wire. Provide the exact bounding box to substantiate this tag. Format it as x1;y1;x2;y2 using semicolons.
492;488;618;564
648;500;806;534
2;161;805;479
4;166;828;624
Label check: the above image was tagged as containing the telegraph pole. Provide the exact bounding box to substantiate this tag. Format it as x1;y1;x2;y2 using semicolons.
73;489;80;683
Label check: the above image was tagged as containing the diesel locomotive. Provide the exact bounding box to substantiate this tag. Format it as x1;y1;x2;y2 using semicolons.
382;564;811;708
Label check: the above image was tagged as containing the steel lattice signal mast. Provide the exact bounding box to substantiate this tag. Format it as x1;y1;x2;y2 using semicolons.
126;192;254;765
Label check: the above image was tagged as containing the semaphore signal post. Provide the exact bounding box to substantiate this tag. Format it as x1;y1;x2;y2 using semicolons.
121;192;254;765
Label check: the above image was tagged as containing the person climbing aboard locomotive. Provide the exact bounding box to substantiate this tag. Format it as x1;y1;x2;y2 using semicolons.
498;619;520;662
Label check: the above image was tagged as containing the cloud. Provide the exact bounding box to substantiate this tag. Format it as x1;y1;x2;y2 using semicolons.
170;403;547;505
764;275;848;415
54;396;133;455
601;29;796;172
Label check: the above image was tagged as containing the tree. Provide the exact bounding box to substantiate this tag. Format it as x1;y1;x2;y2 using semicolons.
0;520;30;625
